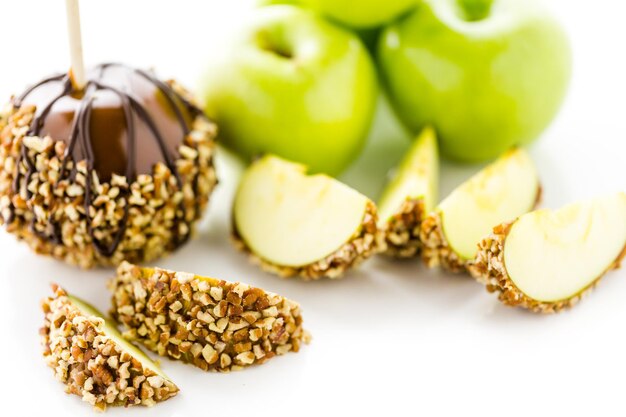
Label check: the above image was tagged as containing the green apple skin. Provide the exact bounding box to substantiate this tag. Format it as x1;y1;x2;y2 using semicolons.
200;6;378;175
301;0;417;28
257;0;301;6
356;26;382;57
378;0;571;162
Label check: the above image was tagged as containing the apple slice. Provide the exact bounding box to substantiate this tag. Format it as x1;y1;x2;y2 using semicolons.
469;193;626;313
41;285;178;411
110;262;309;372
233;155;381;279
420;148;540;272
377;127;438;258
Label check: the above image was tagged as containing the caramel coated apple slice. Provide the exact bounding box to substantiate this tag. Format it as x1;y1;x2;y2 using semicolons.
377;127;439;258
233;155;382;279
420;148;540;272
469;193;626;313
41;285;178;411
110;262;309;372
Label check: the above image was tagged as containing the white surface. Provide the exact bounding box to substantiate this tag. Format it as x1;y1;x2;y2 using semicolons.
1;1;625;416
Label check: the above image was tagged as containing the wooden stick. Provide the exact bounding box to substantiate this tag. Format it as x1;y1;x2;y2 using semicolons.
65;0;86;91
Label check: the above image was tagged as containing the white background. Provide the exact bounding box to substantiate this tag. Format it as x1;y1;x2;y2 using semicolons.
1;1;625;416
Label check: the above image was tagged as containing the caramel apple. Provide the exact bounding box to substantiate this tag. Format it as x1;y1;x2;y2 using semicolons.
0;63;218;267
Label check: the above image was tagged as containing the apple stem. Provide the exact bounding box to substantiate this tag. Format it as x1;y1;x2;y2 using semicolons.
457;0;494;21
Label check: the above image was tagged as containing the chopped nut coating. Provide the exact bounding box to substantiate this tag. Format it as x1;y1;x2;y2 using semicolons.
41;285;178;411
380;197;425;258
110;262;309;372
419;212;467;273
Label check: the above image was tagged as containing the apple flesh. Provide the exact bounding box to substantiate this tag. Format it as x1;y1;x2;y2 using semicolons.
378;126;439;223
421;148;540;270
439;148;539;259
233;155;379;278
378;127;439;257
471;193;626;312
504;194;626;301
300;0;417;28
200;6;378;175
378;0;571;162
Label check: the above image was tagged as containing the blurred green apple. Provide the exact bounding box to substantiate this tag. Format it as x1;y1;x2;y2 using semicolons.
301;0;418;28
257;0;301;6
200;6;378;175
356;26;382;56
378;0;571;162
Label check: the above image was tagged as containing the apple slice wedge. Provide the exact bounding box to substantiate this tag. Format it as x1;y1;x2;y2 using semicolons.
110;262;309;371
233;155;381;279
41;285;178;411
377;127;439;258
469;193;626;313
420;148;540;272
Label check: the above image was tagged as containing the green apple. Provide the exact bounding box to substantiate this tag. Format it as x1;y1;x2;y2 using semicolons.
378;0;571;162
300;0;418;28
200;6;378;175
355;26;382;56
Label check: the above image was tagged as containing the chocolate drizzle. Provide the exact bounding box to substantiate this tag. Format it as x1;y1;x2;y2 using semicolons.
10;63;204;257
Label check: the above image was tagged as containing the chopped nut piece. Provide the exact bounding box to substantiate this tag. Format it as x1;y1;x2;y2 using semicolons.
169;301;183;312
275;344;292;355
197;310;215;324
235;351;255;365
262;306;278;317
190;343;203;358
209;318;228;334
110;262;309;372
201;344;219;364
210;286;223;301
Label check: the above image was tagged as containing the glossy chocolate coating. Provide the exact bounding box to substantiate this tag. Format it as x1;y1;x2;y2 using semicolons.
15;63;197;181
